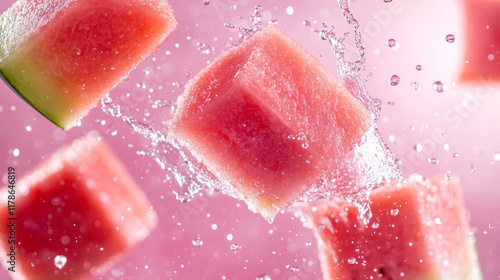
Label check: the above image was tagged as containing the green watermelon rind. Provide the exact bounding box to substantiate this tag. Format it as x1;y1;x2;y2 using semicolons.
0;66;68;130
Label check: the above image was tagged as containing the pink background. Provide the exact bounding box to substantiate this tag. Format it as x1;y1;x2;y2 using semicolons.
1;0;499;279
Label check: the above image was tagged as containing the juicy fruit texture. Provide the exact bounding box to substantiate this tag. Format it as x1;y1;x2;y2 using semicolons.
168;25;372;219
0;0;177;130
0;132;158;280
460;0;500;81
300;174;482;280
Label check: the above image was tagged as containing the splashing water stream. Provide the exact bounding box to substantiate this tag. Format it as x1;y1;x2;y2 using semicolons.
100;3;401;224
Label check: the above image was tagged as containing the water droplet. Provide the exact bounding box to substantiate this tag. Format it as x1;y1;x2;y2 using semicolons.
433;81;446;93
445;171;452;180
411;81;421;91
428;158;439;164
303;20;311;26
416;65;422;71
348;257;357;264
288;265;300;272
414;144;423;152
76;49;82;55
390;75;400;86
371;222;379;229
230;244;240;251
203;0;210;4
192;237;203;247
286;6;294;15
256;274;271;280
54;255;67;269
319;224;326;230
383;0;392;2
390;209;399;216
12;149;20;157
494;153;500;161
446;34;455;43
387;39;398;49
453;153;459;158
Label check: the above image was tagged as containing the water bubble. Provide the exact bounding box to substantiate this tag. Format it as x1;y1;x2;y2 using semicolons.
494;153;500;161
12;149;20;157
54;255;67;269
286;6;294;15
76;49;82;55
414;144;423;152
256;274;271;280
383;0;392;2
411;81;421;91
433;81;446;93
488;54;495;61
390;75;400;86
446;34;455;43
348;257;357;264
371;222;379;229
387;39;398;49
428;158;439;164
302;20;311;26
390;209;399;216
416;65;422;71
230;244;240;251
203;0;209;4
319;224;326;230
287;265;300;272
192;237;203;247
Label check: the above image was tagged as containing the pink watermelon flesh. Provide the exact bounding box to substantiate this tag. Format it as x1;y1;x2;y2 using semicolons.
168;26;372;219
460;0;500;81
0;132;157;280
300;174;482;280
0;0;177;130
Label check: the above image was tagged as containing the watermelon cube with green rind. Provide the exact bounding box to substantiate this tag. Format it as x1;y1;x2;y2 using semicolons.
299;174;482;280
0;132;158;280
168;26;372;220
0;0;177;130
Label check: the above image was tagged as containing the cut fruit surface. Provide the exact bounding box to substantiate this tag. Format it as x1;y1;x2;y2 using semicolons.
0;0;177;130
299;174;482;280
460;0;500;81
168;25;372;219
0;132;157;280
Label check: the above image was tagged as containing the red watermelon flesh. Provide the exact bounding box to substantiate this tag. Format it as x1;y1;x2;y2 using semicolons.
0;132;157;280
460;0;500;81
168;26;372;219
300;174;482;280
0;0;177;130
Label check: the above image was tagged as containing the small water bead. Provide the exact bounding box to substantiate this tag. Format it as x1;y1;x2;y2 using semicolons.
371;222;379;229
411;81;421;91
416;65;422;71
230;244;240;251
446;34;455;43
192;237;203;247
488;54;495;61
433;81;446;93
383;0;392;2
288;265;300;272
494;153;500;161
203;0;209;4
319;224;326;230
428;158;439;164
54;255;67;269
286;6;294;15
256;274;271;280
348;257;357;264
302;20;311;26
387;39;398;49
390;75;400;86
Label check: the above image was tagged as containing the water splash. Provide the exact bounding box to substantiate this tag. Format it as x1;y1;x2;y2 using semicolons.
298;0;402;224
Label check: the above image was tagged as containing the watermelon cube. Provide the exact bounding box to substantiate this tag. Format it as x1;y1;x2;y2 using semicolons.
0;132;158;280
0;0;177;130
460;0;500;81
299;174;482;280
168;26;372;219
